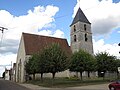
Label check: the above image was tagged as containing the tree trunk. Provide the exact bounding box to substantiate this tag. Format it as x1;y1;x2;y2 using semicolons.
40;73;43;82
103;72;105;80
52;72;56;79
33;73;35;80
117;71;119;79
80;72;83;80
87;71;90;78
41;73;43;80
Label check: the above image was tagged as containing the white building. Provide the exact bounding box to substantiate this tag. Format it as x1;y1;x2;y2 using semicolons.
5;69;11;80
16;33;71;82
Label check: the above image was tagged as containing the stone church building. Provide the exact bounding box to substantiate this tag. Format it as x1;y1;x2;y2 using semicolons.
16;7;94;82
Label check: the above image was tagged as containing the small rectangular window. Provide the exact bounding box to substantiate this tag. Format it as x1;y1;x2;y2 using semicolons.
74;35;76;42
74;25;76;32
84;24;86;31
85;33;88;42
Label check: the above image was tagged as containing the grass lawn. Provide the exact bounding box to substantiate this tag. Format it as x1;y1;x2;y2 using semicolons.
26;77;112;88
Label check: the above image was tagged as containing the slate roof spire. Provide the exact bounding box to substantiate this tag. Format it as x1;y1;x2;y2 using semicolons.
70;7;91;26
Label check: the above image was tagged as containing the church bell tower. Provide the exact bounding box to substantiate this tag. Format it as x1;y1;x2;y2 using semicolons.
70;7;93;55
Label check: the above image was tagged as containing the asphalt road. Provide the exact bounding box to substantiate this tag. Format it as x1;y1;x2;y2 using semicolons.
0;79;30;90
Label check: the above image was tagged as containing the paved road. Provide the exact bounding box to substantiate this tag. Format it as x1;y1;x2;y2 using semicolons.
66;84;109;90
21;83;109;90
0;79;109;90
0;80;30;90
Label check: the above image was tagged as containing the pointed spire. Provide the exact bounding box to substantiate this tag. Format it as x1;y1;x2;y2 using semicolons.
70;7;91;26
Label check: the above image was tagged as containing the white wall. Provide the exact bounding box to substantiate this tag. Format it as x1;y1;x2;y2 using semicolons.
16;35;26;82
5;71;9;80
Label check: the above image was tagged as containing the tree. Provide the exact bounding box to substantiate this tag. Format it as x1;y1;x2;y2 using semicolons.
69;49;95;80
95;52;108;78
41;43;69;79
25;54;39;80
37;51;49;80
25;43;70;80
107;55;117;72
95;52;117;79
69;51;84;80
110;59;120;78
84;53;96;78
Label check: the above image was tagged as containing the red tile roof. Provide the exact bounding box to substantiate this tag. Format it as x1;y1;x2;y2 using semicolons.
22;33;72;56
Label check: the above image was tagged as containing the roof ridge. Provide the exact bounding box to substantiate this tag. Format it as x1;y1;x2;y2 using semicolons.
22;32;66;40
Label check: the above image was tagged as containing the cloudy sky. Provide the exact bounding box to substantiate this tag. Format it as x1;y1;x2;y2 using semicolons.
0;0;120;76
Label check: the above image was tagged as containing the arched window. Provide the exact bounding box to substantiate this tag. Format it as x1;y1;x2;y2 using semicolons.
74;35;76;42
74;25;76;32
84;24;86;31
85;33;88;41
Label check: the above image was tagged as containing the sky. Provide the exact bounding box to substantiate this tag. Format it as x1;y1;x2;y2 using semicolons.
0;0;120;76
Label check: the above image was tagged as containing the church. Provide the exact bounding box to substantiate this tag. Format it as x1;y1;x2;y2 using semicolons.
15;7;94;82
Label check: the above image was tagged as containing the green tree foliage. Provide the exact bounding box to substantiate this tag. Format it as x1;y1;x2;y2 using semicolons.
95;52;117;78
107;55;117;72
37;50;49;80
25;43;69;80
40;43;68;79
25;54;39;80
84;52;96;78
115;59;120;78
25;52;48;80
69;49;95;80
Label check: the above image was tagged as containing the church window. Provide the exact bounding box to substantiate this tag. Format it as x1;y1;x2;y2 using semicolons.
85;33;88;41
74;25;76;32
84;24;86;31
19;59;21;65
74;35;76;42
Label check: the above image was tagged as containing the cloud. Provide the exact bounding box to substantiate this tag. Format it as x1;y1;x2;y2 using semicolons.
2;5;59;40
0;53;16;65
118;30;120;33
38;29;64;38
0;5;65;54
0;39;19;54
92;17;117;36
93;39;120;58
53;29;64;38
0;5;65;76
38;30;52;36
73;0;120;36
